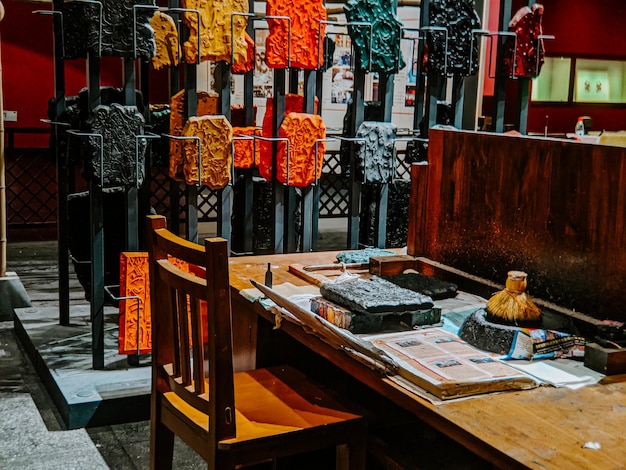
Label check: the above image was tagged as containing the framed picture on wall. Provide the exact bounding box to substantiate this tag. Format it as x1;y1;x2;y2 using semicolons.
575;70;610;102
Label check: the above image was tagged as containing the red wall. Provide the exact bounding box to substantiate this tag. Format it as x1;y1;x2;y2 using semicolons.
2;0;123;147
525;0;626;133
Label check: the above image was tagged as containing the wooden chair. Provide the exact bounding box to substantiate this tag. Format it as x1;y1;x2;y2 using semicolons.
146;215;367;469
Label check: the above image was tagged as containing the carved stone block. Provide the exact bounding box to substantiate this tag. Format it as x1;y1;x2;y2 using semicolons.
119;252;152;355
320;276;434;314
86;103;147;187
355;121;397;184
266;0;326;70
277;113;326;187
151;11;180;69
502;4;545;78
182;115;233;189
111;0;156;58
233;126;261;169
60;1;100;60
118;252;208;354
427;0;481;76
259;94;310;181
181;0;249;64
169;89;219;181
344;0;405;74
61;0;156;59
149;104;171;167
232;33;255;74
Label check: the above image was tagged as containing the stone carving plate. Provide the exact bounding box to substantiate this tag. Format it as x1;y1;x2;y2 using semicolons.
86;103;147;187
182;115;233;189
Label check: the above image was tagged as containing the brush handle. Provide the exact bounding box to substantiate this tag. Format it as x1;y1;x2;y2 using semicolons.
505;271;527;293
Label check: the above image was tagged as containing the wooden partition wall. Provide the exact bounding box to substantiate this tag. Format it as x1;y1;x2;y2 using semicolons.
408;127;626;322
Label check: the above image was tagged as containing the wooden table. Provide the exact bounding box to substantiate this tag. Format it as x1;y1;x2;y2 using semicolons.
228;251;626;470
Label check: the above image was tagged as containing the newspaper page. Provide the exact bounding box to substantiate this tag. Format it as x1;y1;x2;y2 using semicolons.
365;328;537;399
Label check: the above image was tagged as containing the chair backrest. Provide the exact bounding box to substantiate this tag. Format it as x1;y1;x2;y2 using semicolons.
146;215;236;443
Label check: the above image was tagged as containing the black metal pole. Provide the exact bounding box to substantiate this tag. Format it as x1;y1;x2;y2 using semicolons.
52;0;70;326
87;53;104;370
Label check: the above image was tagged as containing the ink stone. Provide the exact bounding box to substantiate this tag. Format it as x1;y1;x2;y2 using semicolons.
320;276;434;314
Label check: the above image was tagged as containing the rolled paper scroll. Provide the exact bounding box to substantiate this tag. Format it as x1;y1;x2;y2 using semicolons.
355;121;397;184
86;103;147;187
344;0;405;74
233;126;261;169
277;113;326;187
427;0;482;76
150;11;180;69
266;0;327;69
168;89;219;181
182;115;233;189
181;0;249;64
502;4;545;78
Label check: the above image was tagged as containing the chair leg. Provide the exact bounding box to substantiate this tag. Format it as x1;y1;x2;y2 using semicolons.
336;435;367;470
215;452;236;470
150;420;175;470
347;440;367;470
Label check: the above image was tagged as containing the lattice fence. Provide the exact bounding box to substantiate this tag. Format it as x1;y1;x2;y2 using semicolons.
5;147;57;227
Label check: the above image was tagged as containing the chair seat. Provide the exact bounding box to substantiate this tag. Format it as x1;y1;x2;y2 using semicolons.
162;364;364;447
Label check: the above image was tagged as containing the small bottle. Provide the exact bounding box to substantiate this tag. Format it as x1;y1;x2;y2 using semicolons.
575;117;585;136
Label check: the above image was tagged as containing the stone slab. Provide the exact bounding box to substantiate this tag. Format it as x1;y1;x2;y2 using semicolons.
0;272;32;321
14;305;150;429
0;394;108;469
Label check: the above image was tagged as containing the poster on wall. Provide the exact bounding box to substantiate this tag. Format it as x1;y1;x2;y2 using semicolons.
575;70;610;102
330;33;354;104
254;28;273;99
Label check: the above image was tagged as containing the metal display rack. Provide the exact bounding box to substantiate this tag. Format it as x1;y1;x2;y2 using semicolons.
38;0;159;369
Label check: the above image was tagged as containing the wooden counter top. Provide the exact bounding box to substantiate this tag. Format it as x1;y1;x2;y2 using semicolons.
228;251;626;469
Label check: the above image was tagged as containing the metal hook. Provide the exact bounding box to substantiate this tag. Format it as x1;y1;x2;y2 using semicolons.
421;26;449;77
232;133;257;171
313;138;335;187
487;31;517;79
253;135;290;185
469;29;490;74
318;20;373;73
32;10;66;58
265;15;292;69
135;132;160;188
336;135;368;183
168;7;202;65
535;34;555;76
133;4;160;60
104;284;142;357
